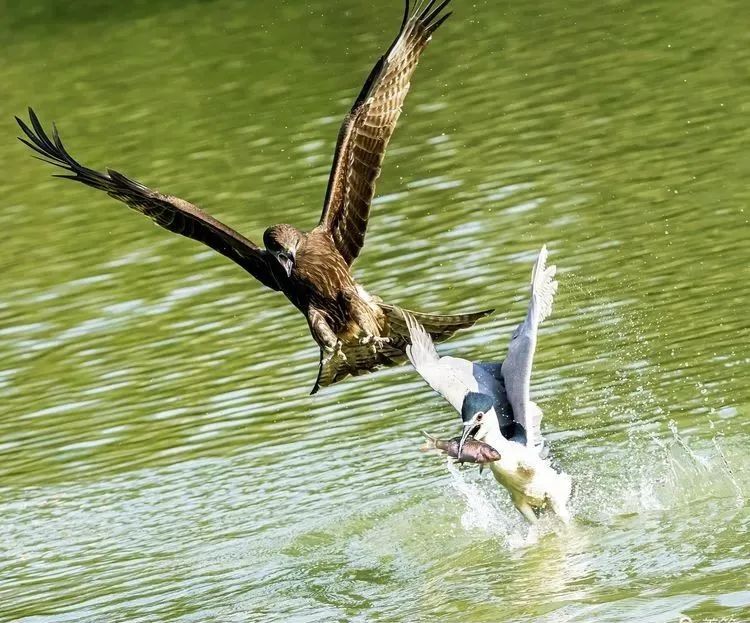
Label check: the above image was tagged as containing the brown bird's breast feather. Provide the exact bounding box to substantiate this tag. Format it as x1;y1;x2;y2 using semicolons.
292;232;355;301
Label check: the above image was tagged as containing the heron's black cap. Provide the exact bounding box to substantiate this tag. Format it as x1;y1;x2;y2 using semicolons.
461;392;495;423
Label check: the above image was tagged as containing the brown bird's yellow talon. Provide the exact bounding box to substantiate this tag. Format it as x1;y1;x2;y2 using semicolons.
322;340;347;367
336;344;347;363
358;335;390;346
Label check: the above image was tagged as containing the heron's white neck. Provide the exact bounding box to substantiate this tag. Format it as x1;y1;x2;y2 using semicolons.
478;411;507;451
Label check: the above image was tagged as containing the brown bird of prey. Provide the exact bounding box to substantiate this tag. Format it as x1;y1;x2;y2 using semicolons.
16;0;491;393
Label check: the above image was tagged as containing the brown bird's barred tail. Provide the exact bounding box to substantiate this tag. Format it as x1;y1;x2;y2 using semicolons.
380;303;493;343
310;304;492;395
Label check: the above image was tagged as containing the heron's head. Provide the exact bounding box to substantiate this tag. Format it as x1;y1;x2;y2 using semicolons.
263;224;302;277
458;392;497;457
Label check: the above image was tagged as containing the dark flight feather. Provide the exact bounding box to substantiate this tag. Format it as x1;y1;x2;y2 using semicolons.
16;109;280;291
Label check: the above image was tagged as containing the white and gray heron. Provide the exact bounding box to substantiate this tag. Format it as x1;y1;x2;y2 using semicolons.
402;245;572;524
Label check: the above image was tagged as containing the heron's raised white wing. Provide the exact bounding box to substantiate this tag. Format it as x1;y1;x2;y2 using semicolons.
502;245;558;447
403;310;473;413
529;244;558;325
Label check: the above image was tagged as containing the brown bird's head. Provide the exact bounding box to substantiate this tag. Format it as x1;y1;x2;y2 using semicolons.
263;224;303;277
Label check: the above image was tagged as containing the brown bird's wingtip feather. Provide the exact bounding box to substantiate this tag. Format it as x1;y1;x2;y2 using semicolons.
467;308;495;324
415;0;453;29
462;308;495;319
401;0;411;30
16;107;112;192
16;108;64;164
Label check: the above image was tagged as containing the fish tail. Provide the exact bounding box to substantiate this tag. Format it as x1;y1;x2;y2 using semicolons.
420;430;439;452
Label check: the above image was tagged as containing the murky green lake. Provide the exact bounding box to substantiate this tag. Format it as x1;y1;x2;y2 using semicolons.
1;1;748;621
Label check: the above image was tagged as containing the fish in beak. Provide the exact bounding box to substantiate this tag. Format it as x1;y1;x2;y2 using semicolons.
421;431;500;464
458;411;484;460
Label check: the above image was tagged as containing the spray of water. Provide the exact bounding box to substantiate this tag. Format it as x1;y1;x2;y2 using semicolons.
444;460;567;548
439;274;746;545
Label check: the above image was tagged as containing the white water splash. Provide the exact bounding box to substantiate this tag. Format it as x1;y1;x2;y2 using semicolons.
570;416;747;525
441;413;745;546
444;460;566;548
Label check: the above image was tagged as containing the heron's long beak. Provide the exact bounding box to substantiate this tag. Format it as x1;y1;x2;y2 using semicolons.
458;414;480;460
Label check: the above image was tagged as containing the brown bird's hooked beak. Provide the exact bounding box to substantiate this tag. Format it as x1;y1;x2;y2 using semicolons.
276;251;294;277
458;412;483;460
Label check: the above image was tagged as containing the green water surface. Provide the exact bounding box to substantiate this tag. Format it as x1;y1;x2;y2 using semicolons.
1;1;748;621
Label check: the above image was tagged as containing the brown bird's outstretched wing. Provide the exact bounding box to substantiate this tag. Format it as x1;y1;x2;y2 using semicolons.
16;108;280;292
316;0;453;266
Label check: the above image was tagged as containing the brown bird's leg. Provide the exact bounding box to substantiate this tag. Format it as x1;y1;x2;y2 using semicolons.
342;291;390;351
309;308;346;364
